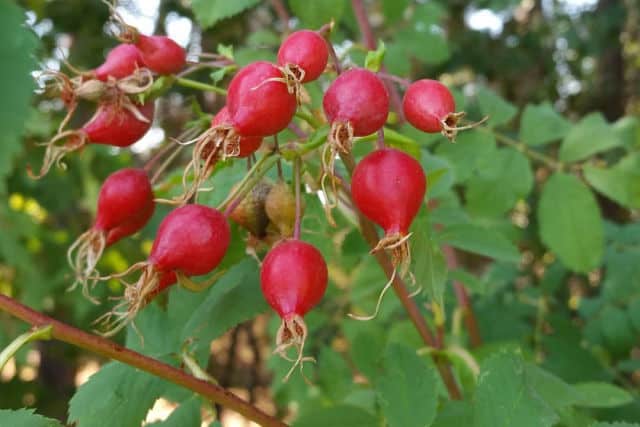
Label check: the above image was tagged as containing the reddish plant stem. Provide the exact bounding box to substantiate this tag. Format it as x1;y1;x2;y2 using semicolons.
0;294;287;427
443;245;482;348
350;0;406;123
339;153;462;400
376;128;385;149
270;0;291;33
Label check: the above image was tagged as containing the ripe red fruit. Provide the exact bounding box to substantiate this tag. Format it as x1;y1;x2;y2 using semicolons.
98;205;230;336
94;44;143;81
211;107;263;158
351;148;426;269
227;61;297;137
29;100;154;179
260;239;327;380
135;35;186;75
323;68;389;145
277;30;328;83
403;79;485;140
68;168;154;301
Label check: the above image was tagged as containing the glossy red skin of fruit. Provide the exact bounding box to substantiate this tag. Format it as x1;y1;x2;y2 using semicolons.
323;68;389;136
260;240;328;318
277;30;328;83
227;61;297;137
84;101;154;147
403;79;455;133
212;107;263;157
351;148;426;235
149;205;230;277
94;44;143;81
136;35;186;75
93;168;155;245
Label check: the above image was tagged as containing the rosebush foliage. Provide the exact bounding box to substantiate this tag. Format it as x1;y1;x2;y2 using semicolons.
1;0;639;426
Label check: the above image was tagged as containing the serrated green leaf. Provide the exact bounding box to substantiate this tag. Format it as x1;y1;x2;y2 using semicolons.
599;305;637;357
437;223;520;262
573;382;633;408
525;364;579;410
559;113;622;162
288;0;346;29
435;130;497;183
584;154;640;209
520;102;571;146
592;423;640;427
0;1;38;194
466;147;533;217
191;0;260;29
293;405;377;427
538;173;604;273
473;351;558;427
147;397;201;427
0;409;62;427
364;41;385;72
412;215;447;309
433;401;473;427
613;116;640;151
449;269;486;295
377;344;438;427
477;87;517;128
317;348;352;402
395;27;449;66
68;362;165;427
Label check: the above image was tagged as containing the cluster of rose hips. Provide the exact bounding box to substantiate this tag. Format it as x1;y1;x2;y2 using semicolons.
34;16;479;377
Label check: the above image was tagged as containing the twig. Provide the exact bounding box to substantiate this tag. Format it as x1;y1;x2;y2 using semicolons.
270;0;291;33
0;294;287;427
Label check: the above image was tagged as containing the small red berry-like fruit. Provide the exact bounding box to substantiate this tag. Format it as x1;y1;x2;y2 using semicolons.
135;35;186;75
29;100;154;179
97;204;230;336
323;68;389;152
351;148;426;271
227;61;297;137
261;239;328;380
211;107;263;158
94;44;143;81
403;79;486;141
67;168;154;302
277;30;328;83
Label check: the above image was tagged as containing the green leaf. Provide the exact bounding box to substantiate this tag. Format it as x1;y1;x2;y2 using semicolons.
0;1;38;194
573;382;633;408
583;154;640;209
538;173;604;273
592;423;640;427
473;351;557;427
288;0;346;29
437;223;520;262
559;113;622;162
147;397;201;427
0;409;62;427
395;27;449;66
466;147;533;217
599;305;637;357
477;87;517;128
377;344;438;427
191;0;260;28
317;348;352;402
180;259;268;346
364;41;385;72
525;364;580;410
520;102;571;146
412;215;447;309
68;362;165;427
433;401;473;427
435;130;497;183
293;405;377;427
613;116;640;151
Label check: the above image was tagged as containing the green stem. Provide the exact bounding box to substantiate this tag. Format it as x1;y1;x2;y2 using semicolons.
481;128;563;170
0;325;52;371
294;110;322;128
218;152;280;211
175;77;227;95
281;127;329;160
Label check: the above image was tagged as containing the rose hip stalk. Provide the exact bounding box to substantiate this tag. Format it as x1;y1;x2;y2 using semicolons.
321;68;389;211
227;61;297;137
29;100;154;179
261;239;328;381
276;30;329;102
67;168;154;302
97;204;230;336
350;148;426;319
403;79;487;141
168;106;263;205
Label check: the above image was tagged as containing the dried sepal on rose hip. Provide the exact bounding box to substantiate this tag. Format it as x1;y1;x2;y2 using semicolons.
29;99;154;179
350;148;426;319
166;107;264;205
321;68;389;213
260;239;328;381
67;168;154;302
403;79;487;141
94;204;230;336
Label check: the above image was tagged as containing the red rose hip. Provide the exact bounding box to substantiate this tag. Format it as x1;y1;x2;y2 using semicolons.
277;30;328;83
